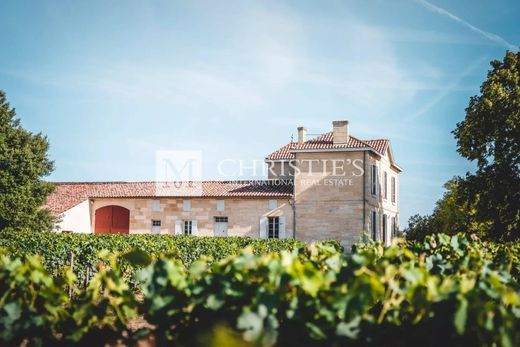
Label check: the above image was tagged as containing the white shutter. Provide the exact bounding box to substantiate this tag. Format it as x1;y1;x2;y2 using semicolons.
151;199;161;212
279;216;286;239
192;220;198;236
259;217;267;239
174;220;182;235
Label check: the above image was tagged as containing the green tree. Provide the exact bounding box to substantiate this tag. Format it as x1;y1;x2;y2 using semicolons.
405;177;491;241
405;177;489;241
453;50;520;240
404;214;433;242
0;90;55;231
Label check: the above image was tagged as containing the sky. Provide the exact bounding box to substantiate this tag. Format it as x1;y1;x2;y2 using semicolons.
1;0;519;224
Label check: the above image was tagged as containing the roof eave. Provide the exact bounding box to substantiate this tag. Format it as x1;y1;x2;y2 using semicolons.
89;194;294;199
391;164;403;172
264;158;295;162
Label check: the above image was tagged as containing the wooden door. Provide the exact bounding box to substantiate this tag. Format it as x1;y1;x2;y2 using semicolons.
95;206;112;234
95;205;129;234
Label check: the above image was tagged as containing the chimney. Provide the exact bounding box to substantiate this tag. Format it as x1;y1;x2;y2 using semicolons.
332;120;349;144
297;126;307;144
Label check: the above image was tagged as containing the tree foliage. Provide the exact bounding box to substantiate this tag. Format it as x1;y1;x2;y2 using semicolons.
453;50;520;240
405;177;489;241
0;90;55;232
407;51;520;241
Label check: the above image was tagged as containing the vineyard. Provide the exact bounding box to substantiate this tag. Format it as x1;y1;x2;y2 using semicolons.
0;231;305;288
0;232;519;346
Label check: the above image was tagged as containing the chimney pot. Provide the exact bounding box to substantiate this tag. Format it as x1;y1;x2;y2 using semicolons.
297;126;307;144
332;120;349;144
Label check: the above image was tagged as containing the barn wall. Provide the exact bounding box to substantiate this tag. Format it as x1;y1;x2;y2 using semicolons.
56;199;91;233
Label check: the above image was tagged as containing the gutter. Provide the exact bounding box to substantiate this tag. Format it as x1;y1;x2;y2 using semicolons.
288;198;296;239
289;147;379;155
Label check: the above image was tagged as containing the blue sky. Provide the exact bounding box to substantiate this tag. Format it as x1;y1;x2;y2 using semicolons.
1;0;518;224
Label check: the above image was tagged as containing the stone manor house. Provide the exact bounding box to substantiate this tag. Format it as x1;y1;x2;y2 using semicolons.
46;120;401;248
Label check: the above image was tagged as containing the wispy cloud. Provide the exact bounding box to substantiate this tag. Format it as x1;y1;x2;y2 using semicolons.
404;55;488;122
415;0;517;51
297;22;421;116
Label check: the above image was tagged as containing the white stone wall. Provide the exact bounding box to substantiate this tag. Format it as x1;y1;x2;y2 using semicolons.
56;199;91;233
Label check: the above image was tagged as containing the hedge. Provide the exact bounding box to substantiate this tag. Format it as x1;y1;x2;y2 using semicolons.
1;233;519;346
0;231;307;287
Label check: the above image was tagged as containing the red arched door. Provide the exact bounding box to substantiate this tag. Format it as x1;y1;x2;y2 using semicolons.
95;205;130;234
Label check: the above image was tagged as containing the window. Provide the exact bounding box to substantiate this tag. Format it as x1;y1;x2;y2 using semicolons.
371;211;377;240
216;200;225;212
151;199;161;212
183;200;191;212
371;165;377;195
268;200;278;210
151;220;161;234
268;217;280;239
383;172;388;200
382;214;387;244
214;216;228;223
184;220;193;235
391;217;396;238
391;177;396;203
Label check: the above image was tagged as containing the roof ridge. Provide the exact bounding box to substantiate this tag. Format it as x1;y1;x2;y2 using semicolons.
349;135;373;149
306;131;331;142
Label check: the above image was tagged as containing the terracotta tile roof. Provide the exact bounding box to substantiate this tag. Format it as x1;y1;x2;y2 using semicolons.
266;132;389;160
45;181;294;215
265;142;297;160
45;184;92;215
364;139;389;154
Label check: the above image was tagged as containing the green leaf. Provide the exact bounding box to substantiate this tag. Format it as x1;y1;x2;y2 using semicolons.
336;317;361;339
4;302;21;320
454;297;468;335
237;311;263;342
122;249;152;266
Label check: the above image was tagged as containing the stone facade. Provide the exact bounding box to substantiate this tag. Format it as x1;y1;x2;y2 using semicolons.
293;151;365;248
292;149;400;248
91;197;293;237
